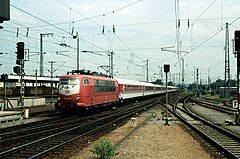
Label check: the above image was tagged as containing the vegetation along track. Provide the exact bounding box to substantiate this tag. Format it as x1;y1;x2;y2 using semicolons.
173;97;240;159
0;98;158;159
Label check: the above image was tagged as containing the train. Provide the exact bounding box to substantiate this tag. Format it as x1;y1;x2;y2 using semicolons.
54;70;179;113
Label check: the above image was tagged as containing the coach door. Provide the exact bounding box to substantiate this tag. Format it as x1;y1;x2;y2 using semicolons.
83;78;91;106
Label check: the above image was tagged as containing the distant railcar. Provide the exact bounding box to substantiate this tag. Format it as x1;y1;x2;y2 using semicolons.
116;78;168;100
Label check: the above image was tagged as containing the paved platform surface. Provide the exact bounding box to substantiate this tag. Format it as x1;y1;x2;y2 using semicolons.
0;110;22;117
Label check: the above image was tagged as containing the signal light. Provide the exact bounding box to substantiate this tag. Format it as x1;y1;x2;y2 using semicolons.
235;31;240;52
164;64;170;73
16;42;24;60
13;66;20;74
1;74;8;82
16;59;21;65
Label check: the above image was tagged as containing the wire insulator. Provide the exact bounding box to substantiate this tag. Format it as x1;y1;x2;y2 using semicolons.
113;25;115;34
102;14;105;34
187;19;190;28
102;26;105;34
16;28;19;38
26;27;29;37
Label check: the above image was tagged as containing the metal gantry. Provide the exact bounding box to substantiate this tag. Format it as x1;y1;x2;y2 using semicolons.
82;50;114;78
224;23;230;97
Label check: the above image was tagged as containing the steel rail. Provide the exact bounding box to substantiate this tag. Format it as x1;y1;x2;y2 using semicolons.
189;97;236;115
172;97;240;159
0;99;157;158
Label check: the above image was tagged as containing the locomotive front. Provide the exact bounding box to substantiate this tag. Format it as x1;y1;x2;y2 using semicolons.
55;75;82;112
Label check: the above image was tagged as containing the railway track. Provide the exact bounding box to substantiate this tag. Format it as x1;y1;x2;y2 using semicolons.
172;96;240;159
189;96;237;115
0;98;159;158
0;102;140;151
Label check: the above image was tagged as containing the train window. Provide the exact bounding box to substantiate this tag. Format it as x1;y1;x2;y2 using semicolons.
60;79;68;84
145;86;154;91
123;85;126;92
93;79;116;92
83;79;89;85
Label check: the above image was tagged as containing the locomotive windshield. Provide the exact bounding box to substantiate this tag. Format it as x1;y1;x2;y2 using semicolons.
60;78;80;85
58;78;80;95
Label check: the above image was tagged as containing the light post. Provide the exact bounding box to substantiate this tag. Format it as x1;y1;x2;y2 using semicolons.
40;33;54;76
1;74;8;110
35;69;37;97
164;64;170;126
48;61;55;105
47;61;66;105
73;32;80;70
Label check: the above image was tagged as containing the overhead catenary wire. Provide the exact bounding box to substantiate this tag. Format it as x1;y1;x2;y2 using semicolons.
2;1;239;82
56;0;145;64
180;0;218;51
10;4;110;53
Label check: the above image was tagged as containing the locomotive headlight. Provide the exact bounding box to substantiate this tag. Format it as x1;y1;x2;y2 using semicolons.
57;97;61;101
76;97;80;101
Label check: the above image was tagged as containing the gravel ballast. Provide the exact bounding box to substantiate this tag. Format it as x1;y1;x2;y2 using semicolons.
70;106;213;159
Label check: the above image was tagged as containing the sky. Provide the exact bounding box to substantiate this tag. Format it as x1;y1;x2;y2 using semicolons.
0;0;240;84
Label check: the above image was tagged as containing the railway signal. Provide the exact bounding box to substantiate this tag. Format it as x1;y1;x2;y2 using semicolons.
235;31;240;52
164;64;170;126
16;42;24;60
13;42;25;73
13;66;20;74
13;42;25;109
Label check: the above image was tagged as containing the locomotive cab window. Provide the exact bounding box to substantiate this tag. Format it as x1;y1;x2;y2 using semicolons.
83;78;89;85
60;78;80;85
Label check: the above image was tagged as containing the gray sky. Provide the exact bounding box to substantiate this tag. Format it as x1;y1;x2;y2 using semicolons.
1;0;240;84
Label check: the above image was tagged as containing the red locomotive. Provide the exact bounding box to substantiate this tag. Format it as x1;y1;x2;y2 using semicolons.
55;70;119;113
55;70;178;113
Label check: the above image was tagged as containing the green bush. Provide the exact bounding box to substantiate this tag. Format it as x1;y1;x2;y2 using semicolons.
201;90;207;95
211;91;215;96
92;138;116;159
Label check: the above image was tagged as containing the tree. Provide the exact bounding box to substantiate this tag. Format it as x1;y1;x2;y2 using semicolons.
168;81;173;86
153;79;163;85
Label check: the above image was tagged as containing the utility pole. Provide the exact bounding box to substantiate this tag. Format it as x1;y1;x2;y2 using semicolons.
1;74;8;110
160;66;163;82
111;51;114;78
176;0;182;85
108;51;114;78
196;68;199;97
146;59;149;82
158;65;163;83
48;61;66;104
182;58;184;86
73;32;80;70
224;23;230;97
35;69;38;97
40;33;53;76
208;67;211;90
48;61;55;104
